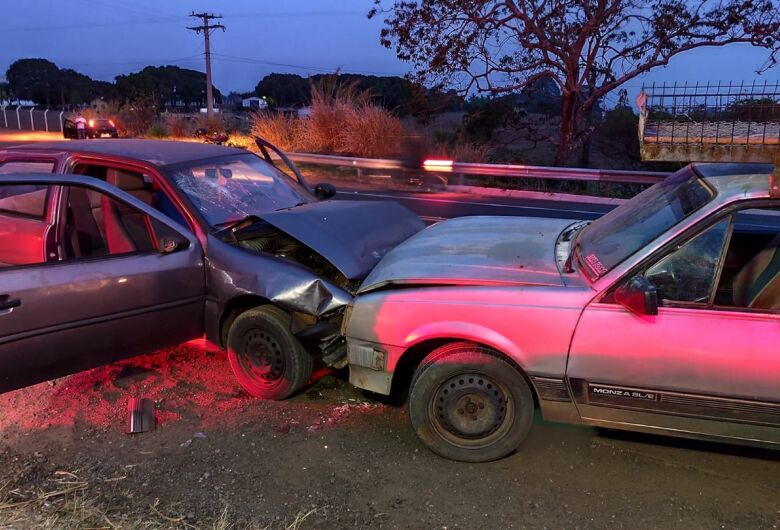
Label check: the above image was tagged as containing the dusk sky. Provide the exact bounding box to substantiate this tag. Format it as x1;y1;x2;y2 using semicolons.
3;0;780;106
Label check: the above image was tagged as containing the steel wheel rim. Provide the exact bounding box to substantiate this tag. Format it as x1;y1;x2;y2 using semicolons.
429;372;514;448
238;329;285;386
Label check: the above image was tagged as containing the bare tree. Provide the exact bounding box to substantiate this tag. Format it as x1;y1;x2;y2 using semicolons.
370;0;780;165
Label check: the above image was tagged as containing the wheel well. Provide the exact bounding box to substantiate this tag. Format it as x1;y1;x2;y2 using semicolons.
390;339;539;408
219;295;270;347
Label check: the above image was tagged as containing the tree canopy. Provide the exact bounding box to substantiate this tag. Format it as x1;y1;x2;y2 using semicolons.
115;66;221;110
371;0;780;164
6;58;117;106
6;58;61;106
254;71;464;115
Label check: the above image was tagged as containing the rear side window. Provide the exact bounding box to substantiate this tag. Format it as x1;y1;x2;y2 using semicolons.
0;185;48;218
0;161;56;174
63;185;157;259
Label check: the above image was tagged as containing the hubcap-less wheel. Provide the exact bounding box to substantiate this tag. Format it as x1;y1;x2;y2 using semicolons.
409;343;535;462
432;373;513;444
226;306;313;400
239;331;285;384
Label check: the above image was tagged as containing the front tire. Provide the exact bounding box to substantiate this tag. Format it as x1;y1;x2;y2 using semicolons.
409;342;535;462
227;305;313;400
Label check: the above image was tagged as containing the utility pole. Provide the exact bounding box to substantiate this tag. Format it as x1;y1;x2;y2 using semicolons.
187;12;225;118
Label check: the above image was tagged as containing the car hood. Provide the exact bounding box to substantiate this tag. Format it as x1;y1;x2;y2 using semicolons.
358;215;576;293
259;200;425;280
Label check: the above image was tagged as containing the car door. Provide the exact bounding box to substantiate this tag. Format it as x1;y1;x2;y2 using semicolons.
567;204;780;445
0;176;205;393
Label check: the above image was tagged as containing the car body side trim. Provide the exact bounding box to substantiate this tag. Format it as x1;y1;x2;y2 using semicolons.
570;379;780;427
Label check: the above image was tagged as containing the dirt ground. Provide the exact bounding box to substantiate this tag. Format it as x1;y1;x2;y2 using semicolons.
0;342;778;529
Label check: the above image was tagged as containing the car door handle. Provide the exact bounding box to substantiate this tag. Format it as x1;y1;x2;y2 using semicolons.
0;295;21;311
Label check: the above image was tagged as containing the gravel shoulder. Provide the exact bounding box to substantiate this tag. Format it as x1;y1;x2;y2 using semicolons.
1;343;779;529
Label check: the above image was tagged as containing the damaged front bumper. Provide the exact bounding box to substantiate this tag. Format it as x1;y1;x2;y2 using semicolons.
346;339;399;395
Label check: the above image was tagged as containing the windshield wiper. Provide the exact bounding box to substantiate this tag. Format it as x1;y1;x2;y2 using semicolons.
275;201;306;211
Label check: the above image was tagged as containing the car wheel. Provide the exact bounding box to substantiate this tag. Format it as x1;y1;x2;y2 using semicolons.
226;305;313;400
409;342;534;462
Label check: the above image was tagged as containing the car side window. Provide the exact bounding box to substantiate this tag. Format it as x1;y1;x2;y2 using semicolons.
0;161;56;174
0;184;51;268
73;163;190;229
713;207;780;312
0;184;49;217
62;185;157;259
643;218;730;304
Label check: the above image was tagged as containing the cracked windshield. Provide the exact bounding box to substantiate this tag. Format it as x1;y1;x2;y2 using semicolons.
168;153;310;226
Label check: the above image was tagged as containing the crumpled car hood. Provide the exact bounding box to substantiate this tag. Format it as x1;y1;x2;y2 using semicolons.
358;215;576;293
259;200;425;280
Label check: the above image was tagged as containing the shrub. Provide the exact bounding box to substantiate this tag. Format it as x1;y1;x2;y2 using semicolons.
193;114;227;134
302;78;402;157
164;114;191;137
250;111;300;151
118;95;157;137
146;123;168;138
337;104;402;158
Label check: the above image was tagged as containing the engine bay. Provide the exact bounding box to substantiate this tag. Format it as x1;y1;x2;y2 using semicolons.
221;221;359;294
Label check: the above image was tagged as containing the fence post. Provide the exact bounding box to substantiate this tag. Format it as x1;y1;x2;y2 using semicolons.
59;111;64;132
44;109;49;132
30;107;35;131
16;107;21;130
2;108;6;128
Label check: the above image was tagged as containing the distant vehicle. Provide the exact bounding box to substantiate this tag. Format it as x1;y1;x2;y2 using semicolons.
344;163;780;462
0;137;423;400
63;118;118;139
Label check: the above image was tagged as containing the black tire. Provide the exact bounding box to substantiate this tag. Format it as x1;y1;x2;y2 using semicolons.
409;342;535;462
226;305;313;400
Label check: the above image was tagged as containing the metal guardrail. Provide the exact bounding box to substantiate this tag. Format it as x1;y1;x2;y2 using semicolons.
287;152;668;185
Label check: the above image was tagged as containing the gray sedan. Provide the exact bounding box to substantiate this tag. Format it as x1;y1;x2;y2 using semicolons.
0;139;423;398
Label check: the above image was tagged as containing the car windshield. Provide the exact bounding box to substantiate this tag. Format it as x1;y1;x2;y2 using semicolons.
577;166;715;281
166;153;313;226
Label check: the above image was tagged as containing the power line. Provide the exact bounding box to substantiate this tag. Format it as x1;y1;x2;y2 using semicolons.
211;53;405;77
188;12;225;117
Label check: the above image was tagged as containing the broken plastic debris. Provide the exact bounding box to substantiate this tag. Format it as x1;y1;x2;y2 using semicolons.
127;397;155;434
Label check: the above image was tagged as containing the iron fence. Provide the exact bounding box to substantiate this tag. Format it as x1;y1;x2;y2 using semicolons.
0;107;66;133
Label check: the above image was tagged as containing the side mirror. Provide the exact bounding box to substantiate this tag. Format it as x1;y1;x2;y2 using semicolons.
150;218;190;254
614;276;658;316
314;182;337;200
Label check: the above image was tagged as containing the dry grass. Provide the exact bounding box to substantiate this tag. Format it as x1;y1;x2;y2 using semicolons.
250;78;403;158
249;111;300;151
164;114;192;137
430;140;489;162
194;114;227;134
0;467;325;530
337;104;402;158
0;469;236;530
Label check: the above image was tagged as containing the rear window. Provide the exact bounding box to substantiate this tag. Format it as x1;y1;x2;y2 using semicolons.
0;185;48;218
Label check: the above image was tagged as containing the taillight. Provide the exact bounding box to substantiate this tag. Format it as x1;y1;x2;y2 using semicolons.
88;119;95;128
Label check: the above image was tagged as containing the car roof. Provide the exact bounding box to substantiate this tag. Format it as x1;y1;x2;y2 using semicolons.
7;139;249;166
